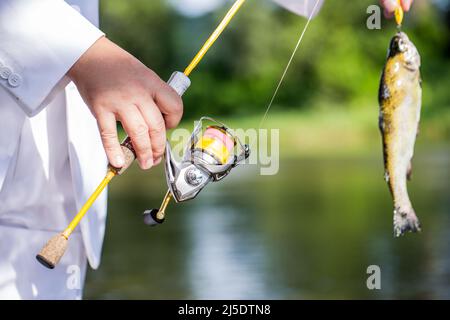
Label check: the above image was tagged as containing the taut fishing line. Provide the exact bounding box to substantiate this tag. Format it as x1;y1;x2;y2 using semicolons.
257;0;321;130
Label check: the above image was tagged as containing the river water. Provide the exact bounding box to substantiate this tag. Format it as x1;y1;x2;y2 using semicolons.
85;146;450;299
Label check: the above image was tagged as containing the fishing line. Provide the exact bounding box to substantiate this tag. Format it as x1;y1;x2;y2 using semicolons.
257;0;321;130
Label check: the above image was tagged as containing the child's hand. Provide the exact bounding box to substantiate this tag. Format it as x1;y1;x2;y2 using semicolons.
380;0;413;18
68;37;183;170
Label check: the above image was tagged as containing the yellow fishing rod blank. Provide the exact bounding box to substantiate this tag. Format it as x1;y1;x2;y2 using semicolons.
184;0;246;76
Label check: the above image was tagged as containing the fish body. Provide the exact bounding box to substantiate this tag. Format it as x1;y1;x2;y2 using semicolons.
378;32;422;237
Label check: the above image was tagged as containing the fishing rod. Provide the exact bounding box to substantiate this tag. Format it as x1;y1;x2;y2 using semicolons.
36;0;248;269
36;0;322;270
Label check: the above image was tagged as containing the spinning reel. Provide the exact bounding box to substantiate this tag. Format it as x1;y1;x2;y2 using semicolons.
143;115;250;226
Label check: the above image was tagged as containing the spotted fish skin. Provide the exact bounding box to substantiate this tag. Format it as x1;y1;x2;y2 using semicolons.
378;32;422;237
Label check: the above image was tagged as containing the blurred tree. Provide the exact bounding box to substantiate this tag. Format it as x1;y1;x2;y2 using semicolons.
100;0;450;119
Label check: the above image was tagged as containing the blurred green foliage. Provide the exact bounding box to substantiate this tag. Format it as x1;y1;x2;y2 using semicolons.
87;1;450;300
100;0;450;122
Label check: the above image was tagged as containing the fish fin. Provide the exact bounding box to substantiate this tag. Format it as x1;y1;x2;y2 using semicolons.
378;70;390;105
407;161;413;181
378;114;384;134
407;123;420;181
393;207;421;237
379;116;389;176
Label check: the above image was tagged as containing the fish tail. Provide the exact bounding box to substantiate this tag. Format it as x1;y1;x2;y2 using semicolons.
393;206;421;237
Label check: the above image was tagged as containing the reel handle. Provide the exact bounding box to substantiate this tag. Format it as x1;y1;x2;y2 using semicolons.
108;72;191;176
143;208;165;226
143;190;172;226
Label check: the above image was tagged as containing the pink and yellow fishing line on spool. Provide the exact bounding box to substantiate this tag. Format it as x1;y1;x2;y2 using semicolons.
194;126;235;165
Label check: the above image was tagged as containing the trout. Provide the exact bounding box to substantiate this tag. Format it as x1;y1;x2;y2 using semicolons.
378;32;422;237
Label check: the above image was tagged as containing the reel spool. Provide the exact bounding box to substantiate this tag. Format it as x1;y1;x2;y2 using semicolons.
143;117;250;226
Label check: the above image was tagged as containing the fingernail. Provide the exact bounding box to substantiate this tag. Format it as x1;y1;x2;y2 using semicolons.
115;155;125;167
142;158;153;170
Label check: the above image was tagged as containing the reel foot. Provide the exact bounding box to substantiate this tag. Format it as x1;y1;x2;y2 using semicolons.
143;209;165;226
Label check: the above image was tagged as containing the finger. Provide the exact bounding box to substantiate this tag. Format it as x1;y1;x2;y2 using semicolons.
380;0;397;16
119;105;153;170
154;82;184;129
401;0;412;11
384;8;394;19
154;157;162;166
97;112;125;168
136;99;167;161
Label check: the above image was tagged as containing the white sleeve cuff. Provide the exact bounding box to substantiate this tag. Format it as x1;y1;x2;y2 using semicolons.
0;0;104;116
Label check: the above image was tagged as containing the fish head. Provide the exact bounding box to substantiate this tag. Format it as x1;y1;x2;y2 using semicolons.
388;32;421;71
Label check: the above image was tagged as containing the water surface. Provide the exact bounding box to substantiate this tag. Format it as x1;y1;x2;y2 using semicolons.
85;146;450;299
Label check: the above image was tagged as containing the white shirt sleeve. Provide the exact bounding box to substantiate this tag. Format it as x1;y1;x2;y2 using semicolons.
272;0;324;18
0;0;104;117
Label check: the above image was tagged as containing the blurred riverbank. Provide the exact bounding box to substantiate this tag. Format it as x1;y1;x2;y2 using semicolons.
89;105;450;299
169;104;450;158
